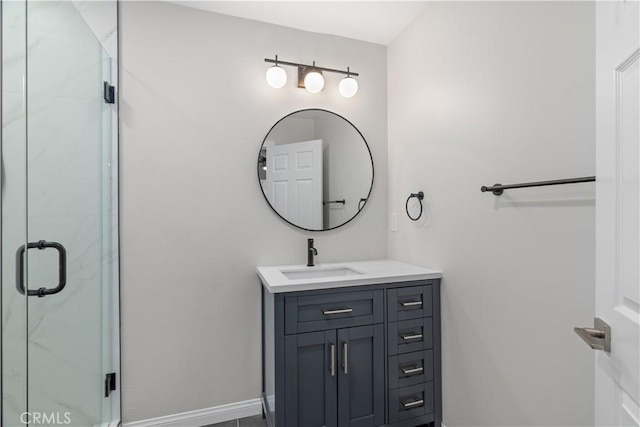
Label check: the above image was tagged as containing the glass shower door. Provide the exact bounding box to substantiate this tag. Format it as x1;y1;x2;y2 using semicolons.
2;1;120;426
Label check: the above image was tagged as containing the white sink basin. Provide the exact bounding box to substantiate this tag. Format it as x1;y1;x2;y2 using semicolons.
281;266;362;280
258;260;442;293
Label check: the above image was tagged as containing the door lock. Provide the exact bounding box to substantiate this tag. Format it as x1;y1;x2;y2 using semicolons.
574;317;611;352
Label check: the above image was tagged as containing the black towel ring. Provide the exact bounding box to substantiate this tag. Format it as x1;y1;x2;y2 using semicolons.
405;191;424;221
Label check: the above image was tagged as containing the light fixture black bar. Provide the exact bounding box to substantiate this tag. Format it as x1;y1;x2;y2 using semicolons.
265;58;359;77
481;176;596;196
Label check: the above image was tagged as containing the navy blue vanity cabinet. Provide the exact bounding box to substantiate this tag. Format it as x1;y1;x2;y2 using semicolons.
386;283;440;426
283;330;337;426
281;289;385;427
262;280;442;427
283;324;385;427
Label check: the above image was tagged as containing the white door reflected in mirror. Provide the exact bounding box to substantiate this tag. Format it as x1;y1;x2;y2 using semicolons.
594;1;640;425
264;139;324;230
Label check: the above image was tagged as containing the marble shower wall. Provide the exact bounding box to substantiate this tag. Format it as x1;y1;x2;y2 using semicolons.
72;0;118;60
2;2;118;426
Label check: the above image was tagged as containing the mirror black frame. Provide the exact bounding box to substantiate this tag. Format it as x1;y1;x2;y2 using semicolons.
257;108;374;232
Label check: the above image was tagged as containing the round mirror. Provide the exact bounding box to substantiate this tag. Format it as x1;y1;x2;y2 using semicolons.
257;109;374;231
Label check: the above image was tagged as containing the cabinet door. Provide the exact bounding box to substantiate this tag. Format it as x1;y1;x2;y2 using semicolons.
337;324;385;427
285;330;338;427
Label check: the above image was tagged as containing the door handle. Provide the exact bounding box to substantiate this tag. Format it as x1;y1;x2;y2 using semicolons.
16;240;67;297
574;317;611;352
342;342;348;375
329;343;336;377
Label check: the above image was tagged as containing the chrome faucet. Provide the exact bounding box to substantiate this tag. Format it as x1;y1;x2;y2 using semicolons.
307;238;318;267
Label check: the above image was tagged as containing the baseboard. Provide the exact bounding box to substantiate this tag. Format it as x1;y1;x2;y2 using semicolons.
123;398;262;427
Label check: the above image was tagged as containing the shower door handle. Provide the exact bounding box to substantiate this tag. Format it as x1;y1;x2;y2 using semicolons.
16;240;67;297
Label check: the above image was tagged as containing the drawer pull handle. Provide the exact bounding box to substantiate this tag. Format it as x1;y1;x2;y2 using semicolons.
401;333;423;341
330;344;336;377
401;301;423;307
401;366;424;375
323;308;353;316
402;399;424;409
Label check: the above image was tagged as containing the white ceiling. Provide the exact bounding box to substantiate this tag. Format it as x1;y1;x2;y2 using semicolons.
166;1;426;45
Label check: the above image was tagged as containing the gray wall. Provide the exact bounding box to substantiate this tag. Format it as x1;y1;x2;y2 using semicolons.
121;2;597;425
387;2;595;426
119;2;387;422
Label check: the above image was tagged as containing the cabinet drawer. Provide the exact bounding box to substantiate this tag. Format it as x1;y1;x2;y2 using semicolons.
389;382;435;424
387;285;433;322
285;290;384;334
388;318;433;355
389;349;434;390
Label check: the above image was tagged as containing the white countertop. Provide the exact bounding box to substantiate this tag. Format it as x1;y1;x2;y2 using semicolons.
257;259;442;293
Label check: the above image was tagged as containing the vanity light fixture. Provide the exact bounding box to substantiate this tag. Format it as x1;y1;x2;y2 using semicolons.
301;63;325;94
265;55;287;89
338;67;358;98
264;55;359;97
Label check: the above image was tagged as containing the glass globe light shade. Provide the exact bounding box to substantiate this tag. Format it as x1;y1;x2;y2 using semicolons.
338;76;358;98
304;70;324;94
266;65;287;89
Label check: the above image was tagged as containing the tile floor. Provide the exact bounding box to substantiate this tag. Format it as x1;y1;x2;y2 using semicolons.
206;414;267;427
